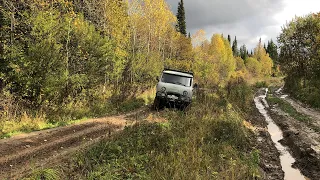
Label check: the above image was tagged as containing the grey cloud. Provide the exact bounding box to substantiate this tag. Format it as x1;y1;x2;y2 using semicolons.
166;0;286;49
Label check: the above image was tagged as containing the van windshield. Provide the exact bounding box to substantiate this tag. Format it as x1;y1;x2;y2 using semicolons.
161;73;192;87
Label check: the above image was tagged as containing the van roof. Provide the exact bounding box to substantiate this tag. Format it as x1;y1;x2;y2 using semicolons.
163;70;194;78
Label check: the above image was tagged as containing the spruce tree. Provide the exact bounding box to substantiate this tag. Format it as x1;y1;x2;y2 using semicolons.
176;0;187;36
267;39;278;64
227;35;231;45
232;36;239;57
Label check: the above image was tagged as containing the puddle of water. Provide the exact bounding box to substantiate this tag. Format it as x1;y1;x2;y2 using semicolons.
254;88;306;180
275;86;283;94
280;95;288;99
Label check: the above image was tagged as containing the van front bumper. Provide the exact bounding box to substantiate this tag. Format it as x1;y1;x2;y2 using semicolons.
156;92;191;104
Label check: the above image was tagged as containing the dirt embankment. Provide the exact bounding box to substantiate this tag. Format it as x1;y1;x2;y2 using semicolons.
269;89;320;180
0;108;155;180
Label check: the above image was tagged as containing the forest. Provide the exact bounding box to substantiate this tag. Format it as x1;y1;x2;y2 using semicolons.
0;0;275;134
1;0;320;179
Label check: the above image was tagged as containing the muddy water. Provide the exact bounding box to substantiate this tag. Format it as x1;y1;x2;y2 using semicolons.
254;88;306;180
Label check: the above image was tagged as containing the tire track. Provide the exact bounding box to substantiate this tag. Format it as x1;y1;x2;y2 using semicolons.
0;108;147;179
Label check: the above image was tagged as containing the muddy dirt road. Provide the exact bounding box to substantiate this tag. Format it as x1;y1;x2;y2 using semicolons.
269;88;320;180
0;109;153;179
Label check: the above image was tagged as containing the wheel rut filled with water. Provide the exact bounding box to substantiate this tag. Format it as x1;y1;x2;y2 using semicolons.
254;88;307;180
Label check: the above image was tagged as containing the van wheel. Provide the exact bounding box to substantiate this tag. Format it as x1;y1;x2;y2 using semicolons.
153;97;163;110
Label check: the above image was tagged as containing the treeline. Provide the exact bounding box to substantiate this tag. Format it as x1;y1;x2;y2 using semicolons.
191;30;275;88
0;0;194;121
0;0;277;124
278;13;320;107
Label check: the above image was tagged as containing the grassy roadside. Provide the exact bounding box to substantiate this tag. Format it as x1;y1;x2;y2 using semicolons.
0;94;151;139
266;94;320;132
27;85;261;180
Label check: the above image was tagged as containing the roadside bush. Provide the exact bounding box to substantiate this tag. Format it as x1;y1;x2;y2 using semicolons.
227;78;254;113
255;81;269;88
117;98;145;113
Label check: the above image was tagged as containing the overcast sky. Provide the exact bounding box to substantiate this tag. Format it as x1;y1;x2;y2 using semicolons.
166;0;320;50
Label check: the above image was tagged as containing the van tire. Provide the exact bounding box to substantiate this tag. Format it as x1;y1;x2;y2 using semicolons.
153;97;164;110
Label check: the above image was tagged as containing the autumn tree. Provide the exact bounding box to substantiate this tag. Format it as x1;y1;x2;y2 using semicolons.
246;57;262;77
253;40;273;76
197;34;236;86
127;0;177;86
192;29;206;47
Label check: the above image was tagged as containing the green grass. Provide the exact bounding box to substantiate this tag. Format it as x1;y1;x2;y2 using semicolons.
46;91;261;180
255;81;269;88
0;117;89;139
0;97;145;139
25;168;60;180
267;95;320;132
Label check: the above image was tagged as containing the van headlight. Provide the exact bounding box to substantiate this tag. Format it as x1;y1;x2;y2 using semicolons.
183;91;188;96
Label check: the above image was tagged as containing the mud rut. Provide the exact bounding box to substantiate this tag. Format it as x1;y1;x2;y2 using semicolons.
0;109;149;179
270;88;320;180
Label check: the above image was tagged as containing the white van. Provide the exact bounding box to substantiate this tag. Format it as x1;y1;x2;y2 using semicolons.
154;69;197;110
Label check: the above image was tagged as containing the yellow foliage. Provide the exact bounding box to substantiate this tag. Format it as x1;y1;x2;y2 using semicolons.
246;57;262;77
253;43;274;76
193;34;236;87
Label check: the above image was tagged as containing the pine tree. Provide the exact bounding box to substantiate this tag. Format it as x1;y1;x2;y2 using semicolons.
232;36;239;57
227;34;231;45
267;39;278;64
176;0;187;36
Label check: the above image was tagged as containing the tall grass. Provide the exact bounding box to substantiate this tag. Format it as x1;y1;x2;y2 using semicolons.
0;90;145;139
60;88;260;180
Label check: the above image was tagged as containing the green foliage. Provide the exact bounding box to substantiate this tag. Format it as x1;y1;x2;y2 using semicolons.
227;79;254;113
0;0;180;129
255;81;269;88
278;14;320;108
117;98;145;113
240;44;248;60
266;39;278;64
228;34;231;45
232;36;239;57
176;0;187;36
25;168;59;180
